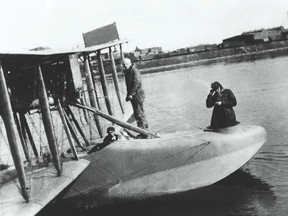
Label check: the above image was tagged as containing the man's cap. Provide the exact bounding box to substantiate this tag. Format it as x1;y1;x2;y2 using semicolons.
211;81;222;90
107;126;115;132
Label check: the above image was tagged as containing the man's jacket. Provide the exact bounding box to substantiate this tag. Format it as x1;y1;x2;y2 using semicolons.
124;65;145;102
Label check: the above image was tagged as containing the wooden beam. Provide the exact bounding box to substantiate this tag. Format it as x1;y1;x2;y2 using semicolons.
88;57;102;110
84;56;103;137
36;64;62;176
0;62;29;202
70;102;160;138
13;112;30;163
97;50;113;115
119;44;125;62
66;105;90;147
109;47;124;113
57;101;79;160
63;108;86;151
19;113;39;159
80;96;88;123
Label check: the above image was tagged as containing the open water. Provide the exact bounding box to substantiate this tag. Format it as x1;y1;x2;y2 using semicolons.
42;56;288;216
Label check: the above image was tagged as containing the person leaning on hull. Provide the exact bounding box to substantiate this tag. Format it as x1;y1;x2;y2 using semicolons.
206;81;239;129
88;126;120;153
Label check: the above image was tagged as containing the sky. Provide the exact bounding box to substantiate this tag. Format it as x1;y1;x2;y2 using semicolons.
1;0;288;52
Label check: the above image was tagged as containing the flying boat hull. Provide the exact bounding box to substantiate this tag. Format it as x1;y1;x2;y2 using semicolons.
62;124;266;208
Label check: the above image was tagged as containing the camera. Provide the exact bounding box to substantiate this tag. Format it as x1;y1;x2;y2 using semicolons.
211;85;218;91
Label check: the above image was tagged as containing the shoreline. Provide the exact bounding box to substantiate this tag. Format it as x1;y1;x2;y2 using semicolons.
92;40;288;80
135;42;288;74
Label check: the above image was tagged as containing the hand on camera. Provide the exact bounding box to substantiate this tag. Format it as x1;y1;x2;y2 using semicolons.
210;89;216;96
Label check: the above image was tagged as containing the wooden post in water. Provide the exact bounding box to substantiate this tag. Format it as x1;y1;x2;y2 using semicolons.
0;62;29;202
57;101;79;160
109;47;124;113
36;65;62;176
84;56;103;137
20;113;39;159
97;50;113;115
13;112;30;163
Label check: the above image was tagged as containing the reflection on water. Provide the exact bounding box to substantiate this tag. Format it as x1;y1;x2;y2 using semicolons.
41;170;275;216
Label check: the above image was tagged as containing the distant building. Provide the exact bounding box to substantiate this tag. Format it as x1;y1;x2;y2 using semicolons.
221;26;287;48
222;35;255;48
205;44;218;50
188;44;217;52
149;47;162;54
283;29;288;39
134;46;162;54
128;46;162;61
243;26;285;42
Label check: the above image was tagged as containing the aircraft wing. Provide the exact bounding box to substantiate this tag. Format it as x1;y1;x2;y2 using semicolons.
0;159;90;216
0;38;128;58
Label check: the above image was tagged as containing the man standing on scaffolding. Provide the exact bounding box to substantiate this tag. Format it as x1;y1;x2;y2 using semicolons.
123;58;149;138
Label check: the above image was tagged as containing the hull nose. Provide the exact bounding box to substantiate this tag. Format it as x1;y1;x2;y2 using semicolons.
246;125;267;150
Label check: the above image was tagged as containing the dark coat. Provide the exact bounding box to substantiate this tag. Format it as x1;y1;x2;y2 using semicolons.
102;134;119;146
206;88;238;129
87;134;119;154
124;64;148;130
124;64;145;103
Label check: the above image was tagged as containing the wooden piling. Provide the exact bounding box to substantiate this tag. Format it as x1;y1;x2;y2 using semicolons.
109;47;124;113
0;62;29;202
97;50;113;115
36;64;62;176
84;56;103;137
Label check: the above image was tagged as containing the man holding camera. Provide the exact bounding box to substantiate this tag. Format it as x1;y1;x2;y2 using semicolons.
206;81;238;129
123;58;149;137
